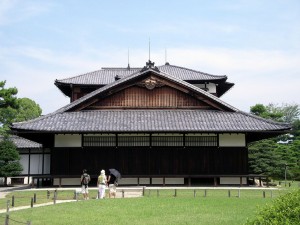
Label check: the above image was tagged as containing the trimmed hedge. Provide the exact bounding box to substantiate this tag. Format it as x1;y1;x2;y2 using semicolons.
246;189;300;225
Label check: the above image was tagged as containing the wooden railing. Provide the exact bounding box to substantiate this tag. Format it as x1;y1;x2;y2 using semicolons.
31;174;268;188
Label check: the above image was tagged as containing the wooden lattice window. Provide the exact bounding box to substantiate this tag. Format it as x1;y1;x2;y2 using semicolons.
152;136;184;147
83;136;116;147
185;136;217;147
118;136;150;147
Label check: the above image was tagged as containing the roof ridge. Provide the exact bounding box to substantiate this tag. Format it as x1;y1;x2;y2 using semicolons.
159;64;227;79
53;69;144;113
101;67;141;70
54;67;237;114
56;68;106;82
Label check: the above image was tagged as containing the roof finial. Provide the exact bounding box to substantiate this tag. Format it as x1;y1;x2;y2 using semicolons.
127;48;130;70
149;37;151;61
165;48;167;63
165;47;170;65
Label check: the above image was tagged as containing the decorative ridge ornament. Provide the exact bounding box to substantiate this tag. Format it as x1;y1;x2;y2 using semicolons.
140;60;160;72
137;77;164;90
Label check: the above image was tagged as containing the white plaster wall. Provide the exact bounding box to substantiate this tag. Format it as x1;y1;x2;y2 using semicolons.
119;178;138;185
55;134;82;147
53;178;80;186
19;154;50;175
207;83;216;93
20;155;29;175
165;178;184;185
219;134;246;147
30;155;43;174
193;83;216;93
43;155;51;174
139;178;150;184
220;177;247;185
152;178;163;184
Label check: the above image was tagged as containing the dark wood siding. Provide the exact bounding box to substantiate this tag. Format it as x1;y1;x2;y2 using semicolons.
51;146;248;176
88;86;212;109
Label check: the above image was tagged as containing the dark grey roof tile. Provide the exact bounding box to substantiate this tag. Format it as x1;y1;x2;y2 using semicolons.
56;64;227;85
11;110;291;133
0;135;42;148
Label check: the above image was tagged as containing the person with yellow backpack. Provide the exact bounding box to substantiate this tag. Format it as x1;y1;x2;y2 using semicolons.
97;169;107;199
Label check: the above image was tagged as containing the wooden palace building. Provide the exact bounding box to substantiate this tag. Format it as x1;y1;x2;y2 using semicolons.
11;60;291;186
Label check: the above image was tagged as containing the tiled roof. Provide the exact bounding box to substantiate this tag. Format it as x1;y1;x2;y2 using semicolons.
56;68;141;85
56;64;227;85
10;110;291;133
0;135;42;148
53;67;237;113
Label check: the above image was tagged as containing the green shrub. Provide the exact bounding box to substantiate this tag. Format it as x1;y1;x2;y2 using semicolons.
246;189;300;225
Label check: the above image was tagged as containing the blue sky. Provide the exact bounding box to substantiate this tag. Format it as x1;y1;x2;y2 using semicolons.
0;0;299;114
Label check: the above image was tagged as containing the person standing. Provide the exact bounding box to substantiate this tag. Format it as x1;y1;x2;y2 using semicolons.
107;172;117;198
97;169;107;199
80;169;90;200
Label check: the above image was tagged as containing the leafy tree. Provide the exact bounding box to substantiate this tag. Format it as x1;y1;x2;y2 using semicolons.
292;119;300;137
248;139;286;179
281;104;300;123
246;189;300;225
0;97;42;133
0;81;18;109
15;98;42;121
249;103;300;180
250;103;300;123
0;136;23;186
0;81;41;185
1;97;42;127
0;81;19;134
250;103;283;121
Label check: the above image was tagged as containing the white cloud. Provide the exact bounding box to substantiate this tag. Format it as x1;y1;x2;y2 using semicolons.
0;0;53;26
1;45;299;114
162;47;300;111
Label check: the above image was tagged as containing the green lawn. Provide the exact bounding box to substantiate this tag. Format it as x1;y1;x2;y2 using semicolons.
0;194;274;225
1;187;296;225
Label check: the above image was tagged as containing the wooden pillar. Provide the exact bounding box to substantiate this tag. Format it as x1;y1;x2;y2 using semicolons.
214;177;217;187
28;149;31;185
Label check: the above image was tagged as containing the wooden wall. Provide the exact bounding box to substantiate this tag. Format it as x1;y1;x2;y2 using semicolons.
51;146;248;176
89;86;212;109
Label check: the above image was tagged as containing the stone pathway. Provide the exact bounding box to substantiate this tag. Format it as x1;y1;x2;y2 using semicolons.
0;186;144;213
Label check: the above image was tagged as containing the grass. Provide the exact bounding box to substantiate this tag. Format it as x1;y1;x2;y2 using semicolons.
1;193;275;225
0;182;299;225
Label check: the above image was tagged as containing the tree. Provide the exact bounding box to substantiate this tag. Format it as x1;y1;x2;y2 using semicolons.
0;81;19;134
0;81;42;186
248;139;285;179
249;103;300;180
0;137;23;186
250;103;300;123
15;98;42;122
0;81;18;109
0;97;42;133
281;104;300;123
